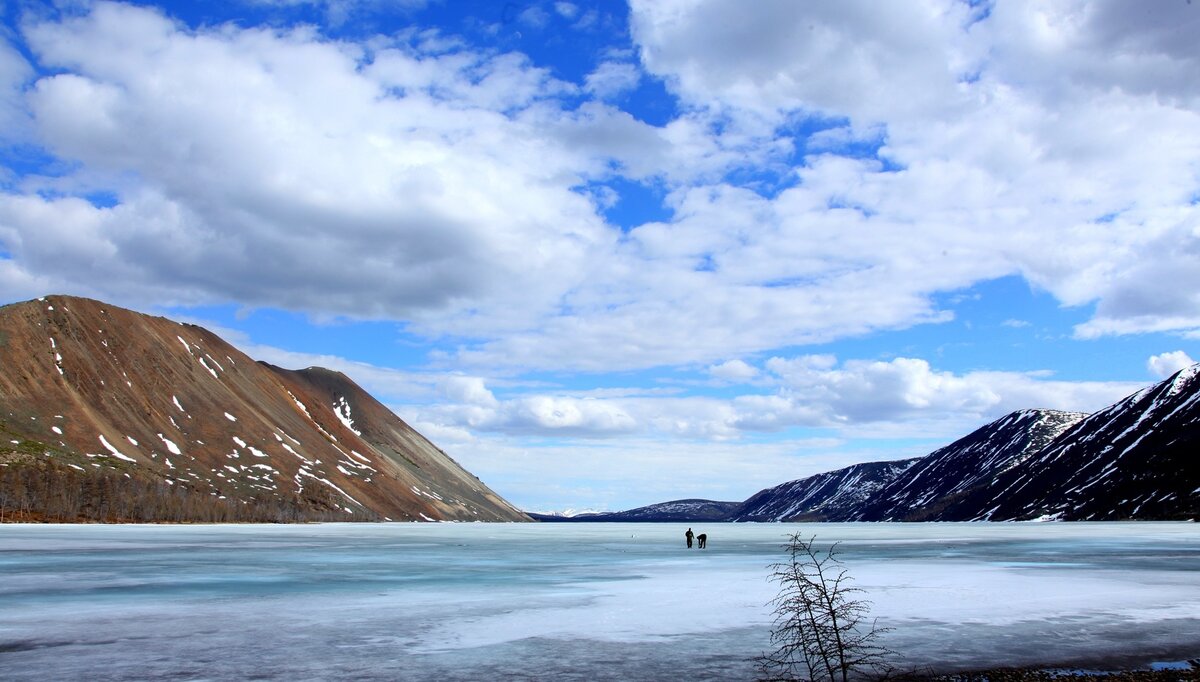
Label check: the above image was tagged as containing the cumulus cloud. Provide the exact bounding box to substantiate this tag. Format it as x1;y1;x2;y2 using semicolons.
2;2;610;328
624;0;1200;352
422;388;642;437
584;61;640;99
2;0;1198;376
707;359;759;383
759;355;1138;427
440;375;499;407
1147;350;1196;379
630;0;976;126
408;354;1140;444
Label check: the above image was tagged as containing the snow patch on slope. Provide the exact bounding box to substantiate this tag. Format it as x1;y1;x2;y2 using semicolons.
98;434;137;462
333;396;361;436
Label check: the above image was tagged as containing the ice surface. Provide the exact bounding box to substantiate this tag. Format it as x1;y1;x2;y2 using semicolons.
0;523;1197;681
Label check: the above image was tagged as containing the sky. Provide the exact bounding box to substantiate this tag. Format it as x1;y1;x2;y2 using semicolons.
0;0;1198;513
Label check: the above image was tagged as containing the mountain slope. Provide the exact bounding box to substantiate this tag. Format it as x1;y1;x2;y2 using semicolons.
731;459;919;522
732;367;1199;523
942;365;1200;521
850;409;1087;521
0;295;528;522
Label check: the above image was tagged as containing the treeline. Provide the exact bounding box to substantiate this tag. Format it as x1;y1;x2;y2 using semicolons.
0;461;380;523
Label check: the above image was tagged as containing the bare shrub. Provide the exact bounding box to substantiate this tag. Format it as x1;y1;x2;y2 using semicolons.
758;533;895;681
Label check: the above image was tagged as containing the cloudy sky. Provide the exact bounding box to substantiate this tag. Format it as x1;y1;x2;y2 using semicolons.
1;0;1198;512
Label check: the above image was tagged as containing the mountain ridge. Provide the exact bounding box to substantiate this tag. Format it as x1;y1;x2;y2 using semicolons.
0;295;528;523
938;363;1200;521
847;408;1088;521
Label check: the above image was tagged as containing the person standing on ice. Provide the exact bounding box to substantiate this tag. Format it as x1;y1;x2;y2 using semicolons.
685;528;694;548
697;533;707;549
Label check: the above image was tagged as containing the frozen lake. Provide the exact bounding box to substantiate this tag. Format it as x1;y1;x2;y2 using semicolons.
2;522;1198;680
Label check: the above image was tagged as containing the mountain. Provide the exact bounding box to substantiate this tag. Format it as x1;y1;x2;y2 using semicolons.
529;499;741;522
731;459;919;522
0;295;528;523
567;366;1199;523
847;409;1087;521
734;367;1199;522
939;364;1200;521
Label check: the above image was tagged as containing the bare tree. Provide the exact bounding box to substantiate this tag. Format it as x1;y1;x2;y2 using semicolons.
758;534;895;682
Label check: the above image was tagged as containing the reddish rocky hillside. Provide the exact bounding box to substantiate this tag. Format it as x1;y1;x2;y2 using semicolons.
0;295;528;522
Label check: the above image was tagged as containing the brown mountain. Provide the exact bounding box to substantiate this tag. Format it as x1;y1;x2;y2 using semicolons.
0;295;528;523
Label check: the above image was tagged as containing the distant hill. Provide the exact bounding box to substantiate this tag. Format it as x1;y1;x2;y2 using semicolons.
0;295;528;523
528;499;742;522
555;367;1200;523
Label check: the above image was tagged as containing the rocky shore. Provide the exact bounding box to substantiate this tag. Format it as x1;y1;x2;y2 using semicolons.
901;662;1199;681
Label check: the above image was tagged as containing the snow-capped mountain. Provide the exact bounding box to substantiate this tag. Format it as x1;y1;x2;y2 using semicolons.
737;367;1199;522
848;409;1087;521
943;364;1200;521
0;295;528;523
731;459;919;522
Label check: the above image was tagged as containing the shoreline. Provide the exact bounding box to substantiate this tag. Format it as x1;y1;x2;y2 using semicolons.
900;663;1199;681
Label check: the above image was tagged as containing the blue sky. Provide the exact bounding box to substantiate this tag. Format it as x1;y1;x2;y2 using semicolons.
1;0;1198;512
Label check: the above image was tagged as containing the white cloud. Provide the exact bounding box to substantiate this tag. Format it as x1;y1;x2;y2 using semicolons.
630;0;977;127
0;37;32;146
625;0;1200;350
440;375;499;407
553;2;578;20
759;355;1139;427
2;3;610;332
584;61;640;99
707;359;758;383
409;354;1140;444
518;6;550;28
1147;350;1196;379
421;389;642;438
3;0;1198;378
